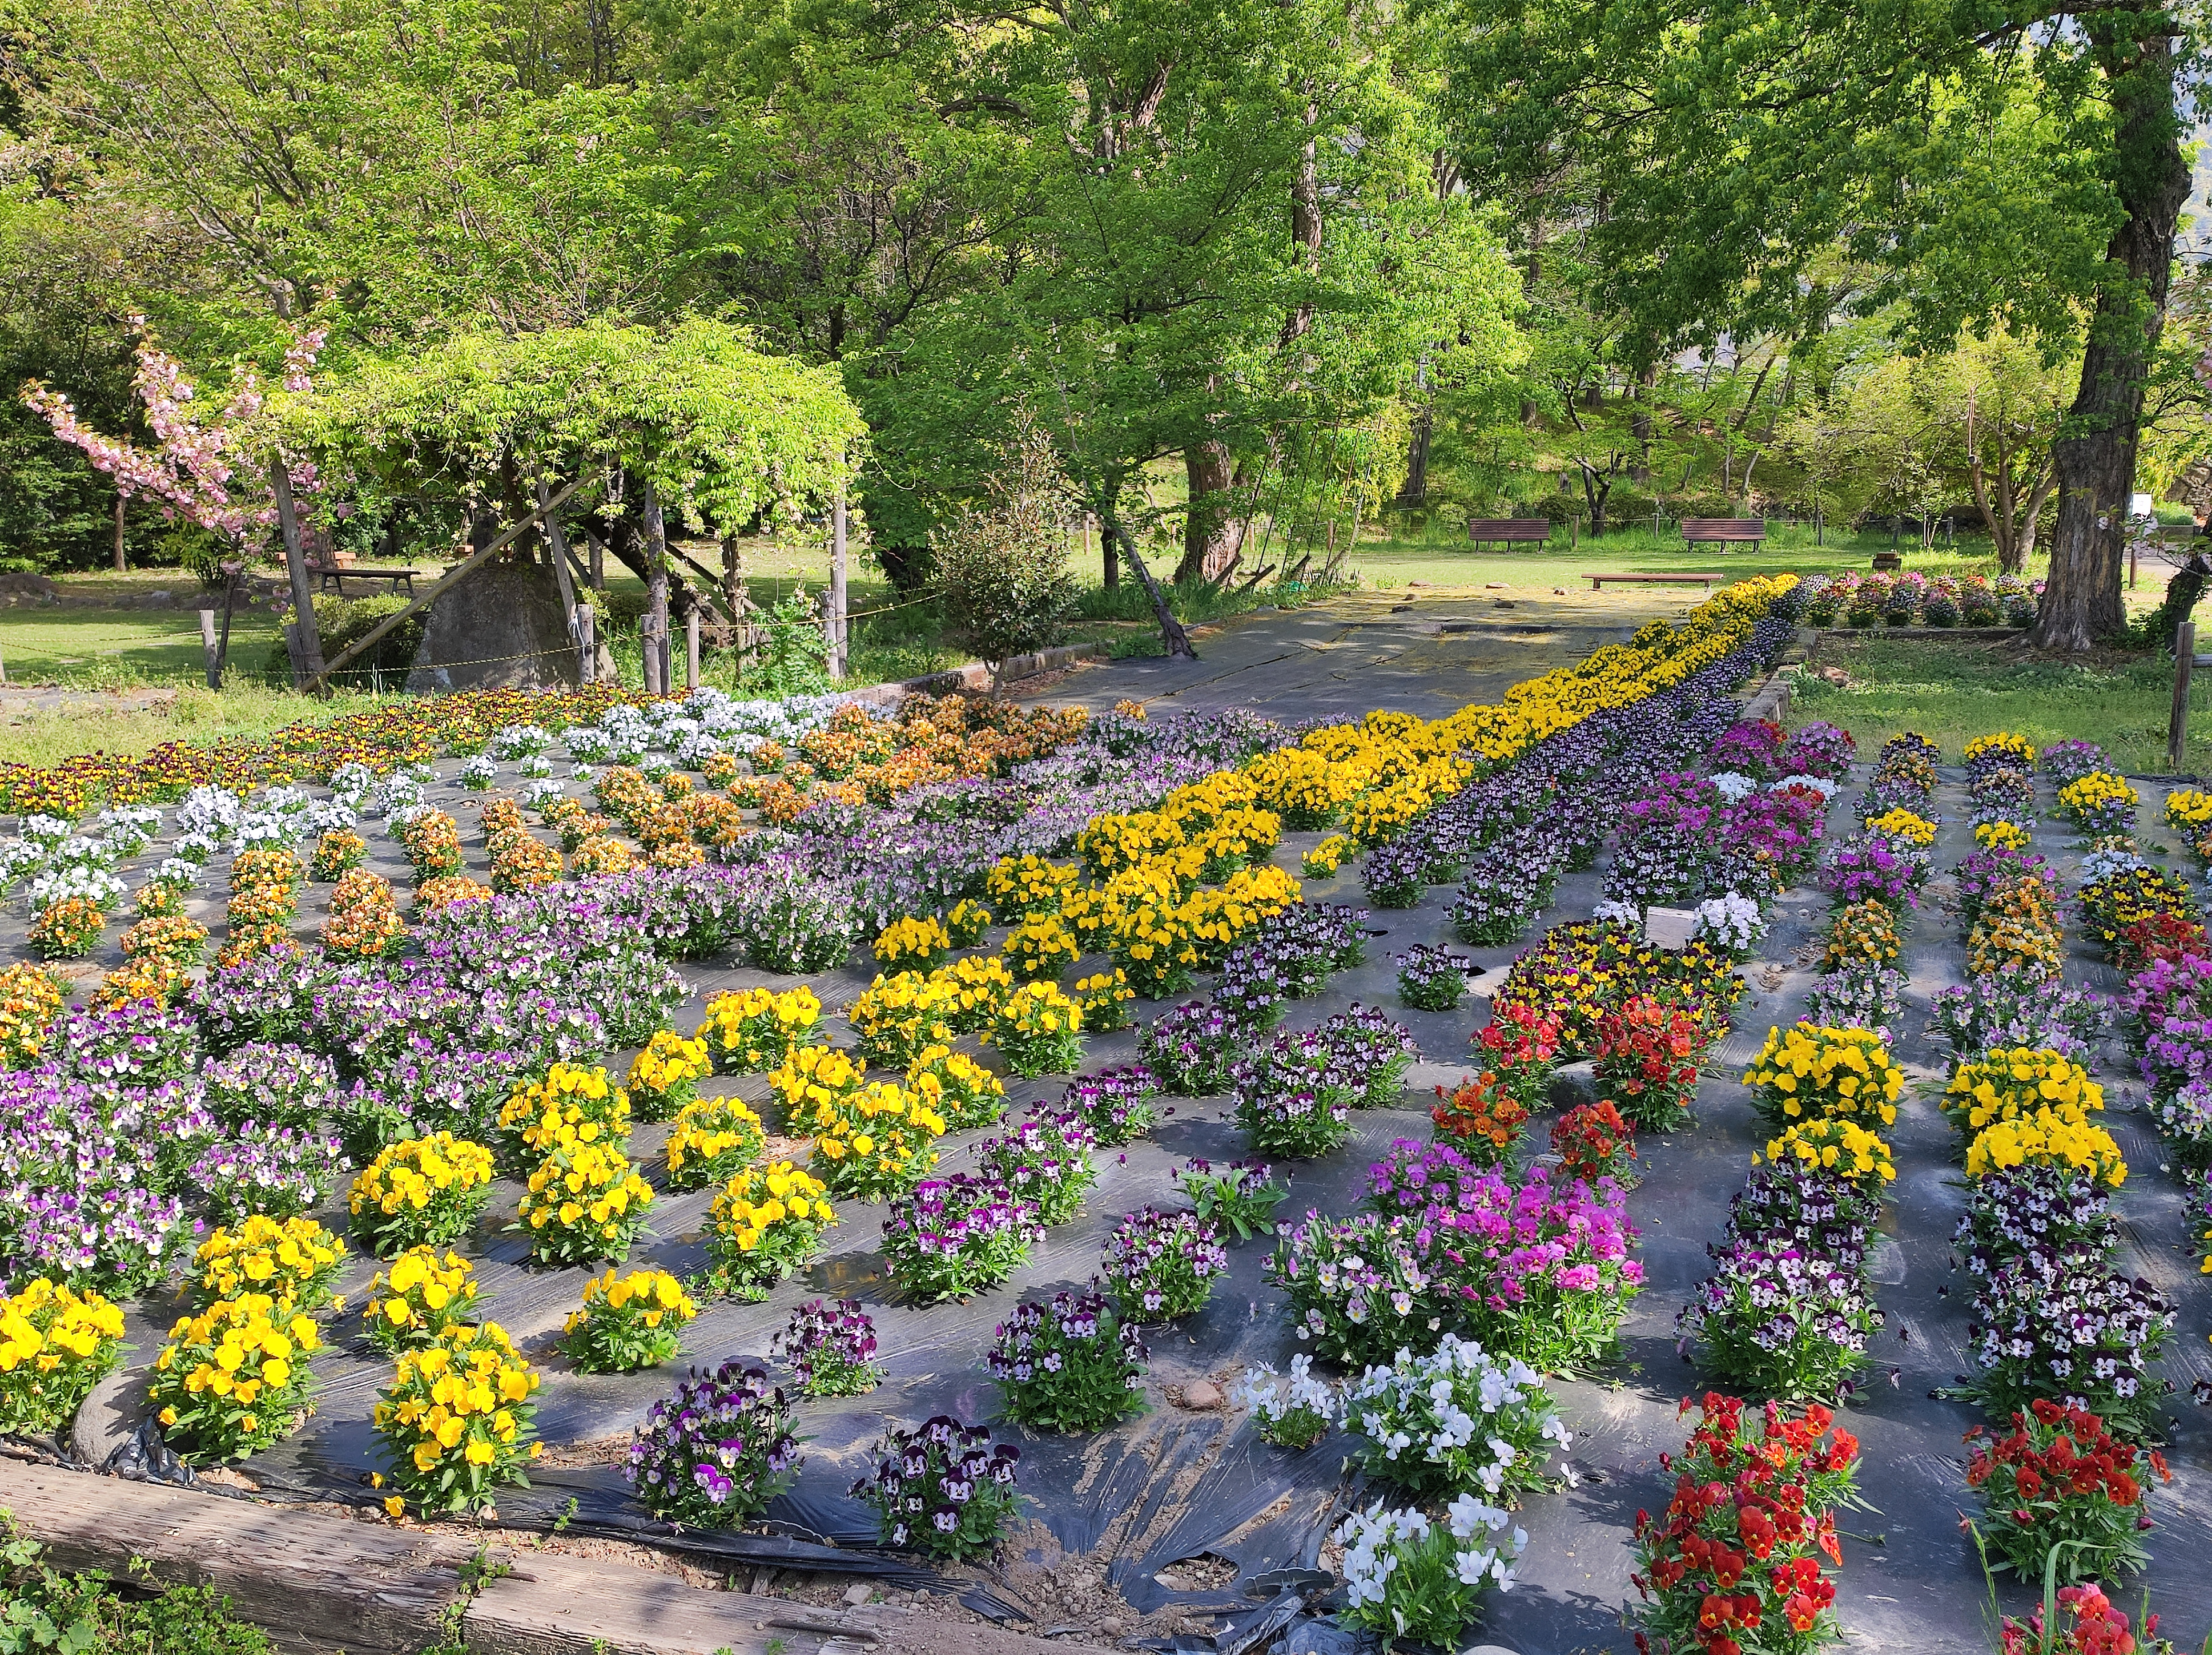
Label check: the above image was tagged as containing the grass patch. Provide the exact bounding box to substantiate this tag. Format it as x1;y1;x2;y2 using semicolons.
0;682;411;767
1786;634;2203;776
0;603;281;688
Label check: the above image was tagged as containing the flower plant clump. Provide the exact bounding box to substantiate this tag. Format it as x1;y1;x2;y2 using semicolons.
1741;1023;1904;1130
360;1247;481;1354
2056;772;2138;835
662;1095;768;1190
1174;1156;1287;1240
516;1125;655;1268
1942;1049;2102;1137
560;1267;697;1374
625;1031;711;1122
981;1111;1099;1225
1230;1355;1336;1450
372;1319;542;1517
1761;1119;1896;1195
697;985;822;1073
0;1277;128;1438
773;1298;884;1398
1102;1206;1229;1321
804;1080;946;1201
703;1162;838;1300
904;1044;1007;1131
1628;1394;1860;1655
882;1175;1044;1301
1594;994;1709;1132
1998;1585;2181;1655
989;1288;1149;1433
1321;1003;1422;1104
852;1417;1021;1560
624;1362;799;1527
1552;1100;1638;1185
186;1215;346;1313
1341;1334;1569;1502
148;1293;322;1464
190;1121;349;1225
987;981;1086;1077
1469;1001;1563;1111
347;1133;496;1256
1394;943;1475;1011
1139;1000;1243;1096
1966;1400;2167;1583
1334;1497;1525;1650
1963;1248;2173;1435
1430;1075;1529;1167
1061;1064;1161;1144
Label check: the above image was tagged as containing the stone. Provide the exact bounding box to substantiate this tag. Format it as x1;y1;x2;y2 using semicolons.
1182;1379;1225;1410
1485;582;1505;589
407;555;600;692
1096;1619;1124;1638
843;1584;876;1608
1643;906;1699;950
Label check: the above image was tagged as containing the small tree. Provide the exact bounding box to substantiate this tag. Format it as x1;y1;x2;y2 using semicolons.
932;412;1080;688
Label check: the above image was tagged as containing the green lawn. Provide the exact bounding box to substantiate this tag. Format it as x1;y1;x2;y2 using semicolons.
1785;633;2202;777
0;599;282;688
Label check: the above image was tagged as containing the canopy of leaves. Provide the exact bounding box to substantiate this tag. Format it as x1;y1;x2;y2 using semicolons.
275;318;868;531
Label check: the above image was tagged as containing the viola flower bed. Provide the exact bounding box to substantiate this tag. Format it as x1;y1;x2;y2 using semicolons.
989;1288;1148;1433
625;1360;799;1527
0;579;1815;1621
774;1298;883;1398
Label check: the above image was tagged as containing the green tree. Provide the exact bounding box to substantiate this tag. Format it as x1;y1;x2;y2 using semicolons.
930;408;1080;684
1434;0;2193;647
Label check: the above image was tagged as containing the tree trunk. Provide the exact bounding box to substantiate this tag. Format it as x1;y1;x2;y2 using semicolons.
268;459;325;685
1396;404;1434;509
1628;363;1656;487
2033;26;2190;651
113;491;127;573
641;482;670;695
1107;504;1196;658
1177;441;1246;583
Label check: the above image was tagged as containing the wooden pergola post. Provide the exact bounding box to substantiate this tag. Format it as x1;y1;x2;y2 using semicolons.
268;459;326;688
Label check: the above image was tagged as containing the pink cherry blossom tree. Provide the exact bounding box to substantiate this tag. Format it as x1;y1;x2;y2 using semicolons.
20;320;326;556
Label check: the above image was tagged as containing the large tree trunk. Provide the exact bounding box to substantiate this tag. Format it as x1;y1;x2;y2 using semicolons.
1177;441;1246;583
1395;403;1434;509
2034;26;2190;651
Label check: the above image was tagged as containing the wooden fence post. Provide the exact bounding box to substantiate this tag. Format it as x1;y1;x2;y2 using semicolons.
576;605;596;684
686;609;700;691
2171;620;2196;771
829;485;849;681
268;459;326;687
199;610;220;689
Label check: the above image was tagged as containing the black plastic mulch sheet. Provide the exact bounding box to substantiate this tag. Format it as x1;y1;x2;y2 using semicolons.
68;753;2212;1654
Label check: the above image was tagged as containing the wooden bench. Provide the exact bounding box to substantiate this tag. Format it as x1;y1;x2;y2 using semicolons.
1680;518;1769;550
1466;518;1554;549
1585;572;1728;591
310;559;416;597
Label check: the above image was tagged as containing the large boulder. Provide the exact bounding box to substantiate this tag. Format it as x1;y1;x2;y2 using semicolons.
406;556;605;692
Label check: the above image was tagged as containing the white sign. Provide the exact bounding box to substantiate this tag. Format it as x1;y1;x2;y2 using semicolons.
1643;907;1700;950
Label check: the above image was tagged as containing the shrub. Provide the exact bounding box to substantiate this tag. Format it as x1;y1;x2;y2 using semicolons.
930;412;1081;680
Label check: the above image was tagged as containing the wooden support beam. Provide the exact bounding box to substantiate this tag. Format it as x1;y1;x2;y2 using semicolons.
306;477;587;693
536;480;583;645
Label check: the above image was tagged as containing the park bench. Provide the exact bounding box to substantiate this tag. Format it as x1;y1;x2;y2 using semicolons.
1680;518;1769;551
308;557;416;598
1584;572;1727;592
1466;519;1554;549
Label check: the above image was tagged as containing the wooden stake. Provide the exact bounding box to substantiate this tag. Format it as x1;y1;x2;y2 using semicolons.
199;610;220;689
829;485;849;680
576;605;596;684
2171;620;2196;771
268;459;326;686
686;608;701;690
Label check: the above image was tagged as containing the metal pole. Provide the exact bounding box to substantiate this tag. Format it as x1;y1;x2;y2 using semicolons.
829;485;849;681
686;608;700;691
199;610;220;689
2171;620;2196;771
